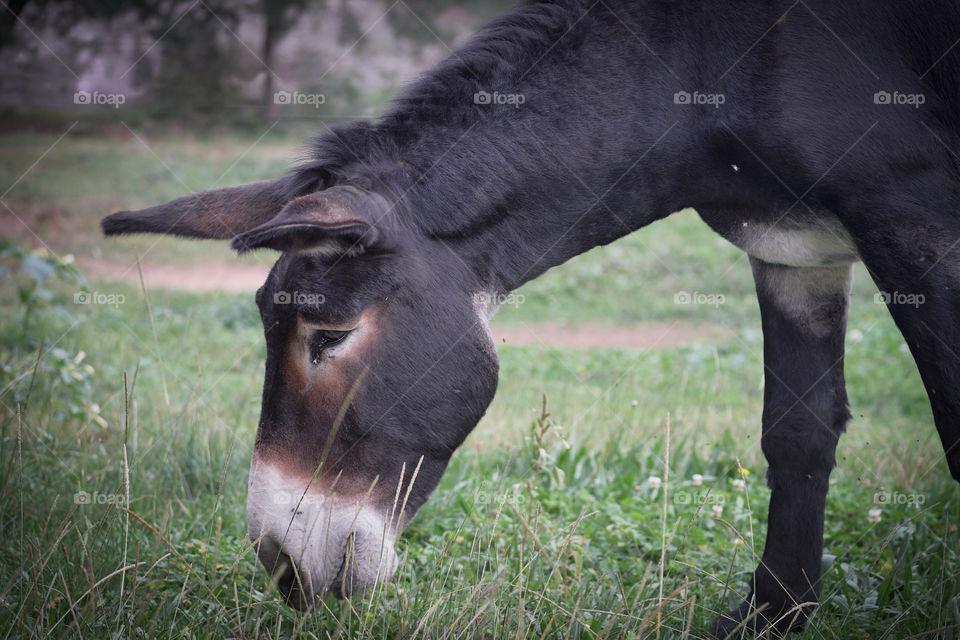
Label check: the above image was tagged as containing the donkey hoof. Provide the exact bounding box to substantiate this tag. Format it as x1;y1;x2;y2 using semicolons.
709;602;756;639
709;600;811;639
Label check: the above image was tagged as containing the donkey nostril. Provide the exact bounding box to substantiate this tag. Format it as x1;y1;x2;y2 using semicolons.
270;552;295;593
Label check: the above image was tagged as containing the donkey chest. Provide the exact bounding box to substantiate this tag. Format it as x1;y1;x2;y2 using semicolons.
699;211;859;268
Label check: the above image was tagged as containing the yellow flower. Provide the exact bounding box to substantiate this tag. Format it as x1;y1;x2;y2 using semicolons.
737;466;750;476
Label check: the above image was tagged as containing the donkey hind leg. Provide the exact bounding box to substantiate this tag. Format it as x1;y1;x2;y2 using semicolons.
710;259;853;639
854;229;960;485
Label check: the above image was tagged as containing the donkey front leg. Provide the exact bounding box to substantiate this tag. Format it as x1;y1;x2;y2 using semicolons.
711;259;852;638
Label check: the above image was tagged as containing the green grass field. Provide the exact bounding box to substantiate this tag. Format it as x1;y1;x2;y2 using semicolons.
1;129;958;639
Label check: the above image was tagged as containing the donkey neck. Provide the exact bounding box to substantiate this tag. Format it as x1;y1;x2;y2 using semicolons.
380;2;698;291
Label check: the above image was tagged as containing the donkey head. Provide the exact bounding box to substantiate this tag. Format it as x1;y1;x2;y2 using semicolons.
102;176;500;608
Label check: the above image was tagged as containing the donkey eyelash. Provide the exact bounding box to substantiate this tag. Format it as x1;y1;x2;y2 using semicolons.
309;329;351;364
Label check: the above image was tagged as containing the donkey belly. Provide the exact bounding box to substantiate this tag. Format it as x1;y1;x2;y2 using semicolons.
699;210;859;268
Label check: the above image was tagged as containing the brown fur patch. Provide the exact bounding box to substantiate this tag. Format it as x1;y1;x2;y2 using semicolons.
261;306;389;504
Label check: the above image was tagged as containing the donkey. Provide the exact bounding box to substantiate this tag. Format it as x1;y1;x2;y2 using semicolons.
101;0;960;635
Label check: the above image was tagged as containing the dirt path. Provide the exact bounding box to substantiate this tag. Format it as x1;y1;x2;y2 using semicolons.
83;259;732;348
82;258;272;292
492;322;730;349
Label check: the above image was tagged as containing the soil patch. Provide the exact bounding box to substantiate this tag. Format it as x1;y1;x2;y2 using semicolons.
492;321;730;349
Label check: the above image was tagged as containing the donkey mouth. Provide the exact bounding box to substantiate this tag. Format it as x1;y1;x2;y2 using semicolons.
274;541;352;610
329;533;353;600
273;550;315;611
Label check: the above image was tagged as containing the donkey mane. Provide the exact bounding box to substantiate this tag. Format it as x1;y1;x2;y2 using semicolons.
289;0;600;240
386;0;588;124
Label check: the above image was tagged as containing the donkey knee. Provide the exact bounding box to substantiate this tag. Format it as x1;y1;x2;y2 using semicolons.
760;405;849;478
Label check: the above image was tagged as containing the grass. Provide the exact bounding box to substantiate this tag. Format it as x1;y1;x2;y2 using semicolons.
0;130;958;638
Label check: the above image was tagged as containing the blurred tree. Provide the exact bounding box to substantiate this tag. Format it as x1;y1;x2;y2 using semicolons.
4;0;240;123
3;0;510;124
259;0;313;121
0;0;29;50
0;0;154;50
388;0;512;42
148;0;242;124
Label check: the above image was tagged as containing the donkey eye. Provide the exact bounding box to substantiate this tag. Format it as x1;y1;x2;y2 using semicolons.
309;330;350;364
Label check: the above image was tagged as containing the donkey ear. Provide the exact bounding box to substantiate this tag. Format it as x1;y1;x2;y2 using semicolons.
101;179;289;240
230;186;389;256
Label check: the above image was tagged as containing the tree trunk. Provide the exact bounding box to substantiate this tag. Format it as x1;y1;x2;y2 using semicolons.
0;0;31;50
261;2;277;122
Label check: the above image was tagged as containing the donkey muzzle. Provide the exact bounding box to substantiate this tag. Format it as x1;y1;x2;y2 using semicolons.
246;459;399;608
